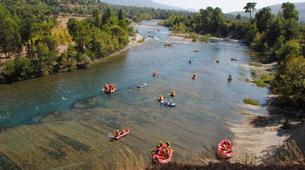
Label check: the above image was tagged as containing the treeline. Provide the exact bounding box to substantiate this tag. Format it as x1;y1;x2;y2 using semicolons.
45;0;188;21
0;0;132;83
113;6;187;22
162;2;305;109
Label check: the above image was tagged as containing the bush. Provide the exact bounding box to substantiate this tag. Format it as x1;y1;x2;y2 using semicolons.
276;40;301;62
185;33;199;42
243;98;259;106
199;35;209;42
1;57;34;82
253;74;275;87
172;23;187;33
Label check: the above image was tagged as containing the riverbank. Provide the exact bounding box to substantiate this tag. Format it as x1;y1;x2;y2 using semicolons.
231;59;305;165
170;32;246;43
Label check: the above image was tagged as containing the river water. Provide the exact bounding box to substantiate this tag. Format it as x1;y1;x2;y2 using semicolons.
0;20;269;167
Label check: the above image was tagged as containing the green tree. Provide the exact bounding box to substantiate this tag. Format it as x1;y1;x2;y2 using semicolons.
243;2;257;21
1;57;33;82
102;7;112;24
2;59;16;82
281;2;299;21
14;57;33;80
212;7;224;34
274;55;305;109
56;48;77;72
67;18;78;38
245;23;257;44
265;16;284;47
92;9;102;28
118;9;124;20
283;19;299;41
0;5;21;57
255;7;273;32
27;36;57;76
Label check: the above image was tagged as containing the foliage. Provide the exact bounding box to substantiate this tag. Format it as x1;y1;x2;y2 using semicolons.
0;5;21;57
2;57;33;82
199;35;210;42
172;23;187;33
253;74;275;87
51;28;72;45
276;40;301;62
274;56;305;109
0;0;136;83
281;2;299;21
243;98;259;106
162;7;224;36
255;7;273;33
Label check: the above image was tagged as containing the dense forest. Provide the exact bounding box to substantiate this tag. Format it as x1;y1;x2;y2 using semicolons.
162;2;305;110
0;0;186;83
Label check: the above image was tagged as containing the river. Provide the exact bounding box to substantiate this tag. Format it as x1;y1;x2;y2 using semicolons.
0;20;269;169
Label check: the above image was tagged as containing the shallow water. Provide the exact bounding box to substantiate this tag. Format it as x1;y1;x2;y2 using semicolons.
0;20;269;167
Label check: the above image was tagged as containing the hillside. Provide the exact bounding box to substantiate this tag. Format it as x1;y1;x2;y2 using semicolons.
229;2;305;23
98;0;182;10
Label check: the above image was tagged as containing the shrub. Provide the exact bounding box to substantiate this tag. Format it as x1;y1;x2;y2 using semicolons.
243;98;259;106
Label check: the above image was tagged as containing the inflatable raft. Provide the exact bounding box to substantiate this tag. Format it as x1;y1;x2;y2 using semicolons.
217;139;233;159
153;147;173;164
137;82;148;88
160;99;176;107
111;128;130;140
103;83;116;94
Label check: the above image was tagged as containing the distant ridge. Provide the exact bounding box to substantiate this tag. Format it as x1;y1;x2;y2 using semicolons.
228;2;305;22
98;0;182;10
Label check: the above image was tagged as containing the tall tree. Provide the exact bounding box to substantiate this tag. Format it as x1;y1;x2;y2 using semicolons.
265;16;284;47
244;2;257;21
281;3;300;41
281;2;299;21
102;7;112;24
212;7;224;34
118;9;124;20
255;7;273;32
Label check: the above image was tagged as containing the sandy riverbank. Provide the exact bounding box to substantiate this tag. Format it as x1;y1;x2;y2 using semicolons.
240;62;277;76
230;112;288;165
230;61;305;165
170;33;245;43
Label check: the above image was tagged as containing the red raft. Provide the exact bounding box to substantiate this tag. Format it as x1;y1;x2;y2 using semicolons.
103;83;116;94
152;143;173;164
217;139;233;159
153;148;173;164
111;128;130;140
